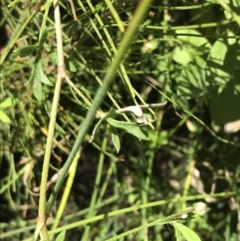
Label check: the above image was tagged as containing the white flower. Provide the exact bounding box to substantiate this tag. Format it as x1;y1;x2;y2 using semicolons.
194;202;207;216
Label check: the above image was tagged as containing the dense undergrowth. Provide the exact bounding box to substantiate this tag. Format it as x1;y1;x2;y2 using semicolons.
1;0;240;240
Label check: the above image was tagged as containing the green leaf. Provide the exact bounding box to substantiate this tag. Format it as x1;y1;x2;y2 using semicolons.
177;56;207;98
25;58;53;87
175;29;210;48
172;222;201;241
43;42;52;52
33;81;43;101
110;126;121;153
41;75;53;86
0;97;13;108
224;0;240;19
175;224;183;241
205;30;238;86
56;231;66;241
49;51;58;64
33;60;53;86
173;46;192;66
107;118;150;140
44;43;76;72
14;45;39;57
0;110;11;123
44;43;58;64
66;59;77;72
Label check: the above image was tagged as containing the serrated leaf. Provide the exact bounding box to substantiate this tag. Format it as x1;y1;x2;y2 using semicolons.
110;126;121;153
56;231;66;241
172;222;201;241
14;45;39;57
43;42;52;52
50;51;58;64
107;118;150;140
0;111;11;123
0;97;13;108
34;60;53;86
33;81;43;101
41;75;53;86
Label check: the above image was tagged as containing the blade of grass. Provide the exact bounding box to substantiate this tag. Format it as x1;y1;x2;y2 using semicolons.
104;0;125;32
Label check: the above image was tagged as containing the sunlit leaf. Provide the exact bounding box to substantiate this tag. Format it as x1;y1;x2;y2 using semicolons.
66;59;77;72
173;46;192;66
175;224;183;241
43;42;52;52
0;98;13;108
110;126;121;153
107;118;150;140
175;29;210;48
177;56;207;97
224;0;240;19
0;111;11;123
56;231;66;241
205;29;238;86
172;222;201;241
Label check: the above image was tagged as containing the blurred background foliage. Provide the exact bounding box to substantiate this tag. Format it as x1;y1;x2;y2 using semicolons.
1;0;240;240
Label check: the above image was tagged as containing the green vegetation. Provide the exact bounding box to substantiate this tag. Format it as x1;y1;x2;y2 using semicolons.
1;0;240;240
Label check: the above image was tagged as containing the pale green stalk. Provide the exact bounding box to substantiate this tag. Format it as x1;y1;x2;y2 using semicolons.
35;0;65;240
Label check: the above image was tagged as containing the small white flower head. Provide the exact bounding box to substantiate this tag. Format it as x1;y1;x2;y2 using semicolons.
194;202;207;216
181;213;188;219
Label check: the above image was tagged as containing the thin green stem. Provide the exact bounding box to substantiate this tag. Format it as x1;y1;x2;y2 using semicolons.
151;2;217;10
85;0;136;98
46;0;154;215
82;129;108;241
143;19;233;30
105;0;125;32
105;18;233;30
50;151;80;239
22;191;235;241
106;208;196;241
